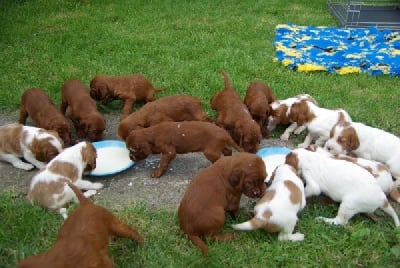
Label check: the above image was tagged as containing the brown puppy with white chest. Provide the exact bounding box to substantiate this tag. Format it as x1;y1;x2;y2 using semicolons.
178;152;267;256
126;121;244;178
61;78;106;142
211;70;261;153
90;73;165;120
17;182;143;268
244;81;276;137
118;94;211;141
20;88;73;145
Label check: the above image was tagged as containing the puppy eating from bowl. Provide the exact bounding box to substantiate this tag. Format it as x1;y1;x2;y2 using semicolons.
285;148;399;227
27;141;103;219
178;152;267;256
0;123;63;170
125;121;244;178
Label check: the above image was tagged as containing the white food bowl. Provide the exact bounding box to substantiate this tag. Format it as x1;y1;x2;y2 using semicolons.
89;140;134;176
256;146;292;183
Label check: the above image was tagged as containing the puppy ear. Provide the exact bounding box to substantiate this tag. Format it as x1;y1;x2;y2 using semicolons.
346;129;360;152
141;142;152;156
82;142;97;171
229;169;243;188
285;152;299;171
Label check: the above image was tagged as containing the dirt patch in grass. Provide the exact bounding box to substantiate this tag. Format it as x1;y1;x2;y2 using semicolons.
0;110;298;211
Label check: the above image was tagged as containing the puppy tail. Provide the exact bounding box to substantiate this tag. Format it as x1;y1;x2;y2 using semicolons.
188;235;209;256
232;217;264;231
154;86;167;92
66;182;92;206
221;70;233;90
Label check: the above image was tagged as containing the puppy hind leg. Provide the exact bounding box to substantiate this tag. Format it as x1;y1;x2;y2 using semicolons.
316;202;356;225
278;220;304;242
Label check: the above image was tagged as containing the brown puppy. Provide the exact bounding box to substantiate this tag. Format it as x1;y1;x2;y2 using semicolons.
244;81;276;138
61;79;106;142
210;70;261;153
178;152;267;256
118;94;211;141
17;182;143;268
90;73;165;119
20;88;72;145
126;121;244;178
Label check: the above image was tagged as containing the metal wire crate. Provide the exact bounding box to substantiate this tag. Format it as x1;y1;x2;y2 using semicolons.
327;0;400;30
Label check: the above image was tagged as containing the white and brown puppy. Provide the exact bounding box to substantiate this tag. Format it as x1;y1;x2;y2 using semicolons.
27;141;103;219
232;164;306;241
285;148;399;227
0;123;63;170
309;145;400;203
267;94;317;140
325;119;400;186
294;103;352;148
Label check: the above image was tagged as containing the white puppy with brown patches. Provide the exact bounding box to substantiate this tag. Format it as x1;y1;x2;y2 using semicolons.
0;123;63;170
309;145;400;203
232;164;306;241
27;141;103;219
325;119;400;186
285;148;400;227
267;94;317;140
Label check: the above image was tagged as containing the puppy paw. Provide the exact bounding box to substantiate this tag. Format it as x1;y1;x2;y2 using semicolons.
289;233;305;241
84;189;97;198
59;208;68;220
280;134;289;141
91;182;104;190
14;162;35;171
151;170;163;178
316;216;343;225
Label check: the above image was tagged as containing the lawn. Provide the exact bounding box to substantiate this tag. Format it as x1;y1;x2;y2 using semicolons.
1;0;400;267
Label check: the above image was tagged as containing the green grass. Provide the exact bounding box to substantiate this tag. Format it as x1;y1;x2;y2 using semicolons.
2;192;400;267
1;0;400;267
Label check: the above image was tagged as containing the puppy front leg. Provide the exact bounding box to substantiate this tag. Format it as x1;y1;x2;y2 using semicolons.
121;98;135;120
74;179;104;190
298;133;314;148
151;151;176;178
280;122;297;141
23;151;46;169
1;153;34;170
19;105;29;124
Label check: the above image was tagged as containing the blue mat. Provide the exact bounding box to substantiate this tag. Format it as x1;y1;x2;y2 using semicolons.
274;24;400;76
